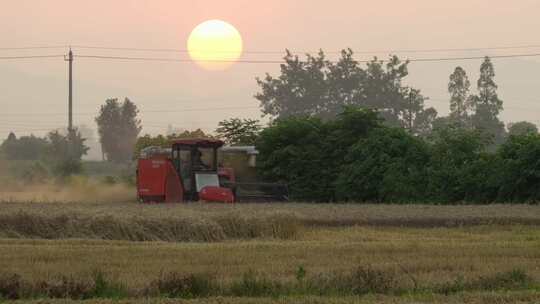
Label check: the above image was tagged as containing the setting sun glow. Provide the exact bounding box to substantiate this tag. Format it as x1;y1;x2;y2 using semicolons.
187;20;243;71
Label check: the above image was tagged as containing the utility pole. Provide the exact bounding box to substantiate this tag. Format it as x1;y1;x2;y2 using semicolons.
64;49;75;161
65;49;74;134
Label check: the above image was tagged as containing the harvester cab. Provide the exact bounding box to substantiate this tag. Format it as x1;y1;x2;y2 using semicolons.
137;138;235;203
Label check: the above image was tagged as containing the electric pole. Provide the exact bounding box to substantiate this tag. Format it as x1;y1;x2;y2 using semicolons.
64;49;75;161
65;49;74;134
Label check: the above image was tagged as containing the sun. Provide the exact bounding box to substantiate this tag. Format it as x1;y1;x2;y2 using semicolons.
187;20;243;71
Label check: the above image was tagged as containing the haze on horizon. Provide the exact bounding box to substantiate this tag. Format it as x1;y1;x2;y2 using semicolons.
1;0;540;153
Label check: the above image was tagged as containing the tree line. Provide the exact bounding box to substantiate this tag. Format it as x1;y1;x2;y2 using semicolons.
0;130;89;177
250;50;539;203
256;50;534;143
255;106;540;203
0;98;142;177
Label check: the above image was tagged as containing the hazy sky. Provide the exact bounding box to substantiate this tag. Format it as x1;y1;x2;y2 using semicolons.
1;0;540;143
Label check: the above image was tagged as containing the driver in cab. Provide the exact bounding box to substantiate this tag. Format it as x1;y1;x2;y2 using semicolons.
193;149;210;170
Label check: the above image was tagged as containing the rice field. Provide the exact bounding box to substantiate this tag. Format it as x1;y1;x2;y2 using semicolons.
0;202;538;303
1;201;539;228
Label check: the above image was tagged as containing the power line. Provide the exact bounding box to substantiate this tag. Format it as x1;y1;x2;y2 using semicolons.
72;45;193;53
2;43;540;54
0;46;67;51
70;44;540;55
0;106;260;117
425;98;540;111
0;127;60;132
1;100;539;121
75;55;283;64
352;44;540;55
0;122;63;127
0;55;65;60
408;53;540;62
1;51;540;63
143;106;259;113
429;97;540;105
72;53;540;64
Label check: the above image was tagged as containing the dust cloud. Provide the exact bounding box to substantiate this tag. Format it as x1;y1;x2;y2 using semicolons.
0;176;136;203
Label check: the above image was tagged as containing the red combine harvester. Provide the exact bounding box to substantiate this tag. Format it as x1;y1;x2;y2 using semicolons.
136;138;287;203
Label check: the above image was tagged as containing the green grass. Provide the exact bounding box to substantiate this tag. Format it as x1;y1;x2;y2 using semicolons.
0;268;537;300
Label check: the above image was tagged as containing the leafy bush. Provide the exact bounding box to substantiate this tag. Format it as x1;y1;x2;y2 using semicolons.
336;127;429;202
257;107;540;204
256;107;381;201
426;125;491;203
496;134;540;203
256;116;333;201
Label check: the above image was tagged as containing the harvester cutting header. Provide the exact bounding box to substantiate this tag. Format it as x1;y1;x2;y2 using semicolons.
136;138;287;203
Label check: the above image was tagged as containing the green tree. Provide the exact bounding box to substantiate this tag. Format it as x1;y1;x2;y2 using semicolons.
256;107;381;201
134;129;213;159
362;56;410;127
256;50;330;119
95;98;142;162
216;118;262;146
427;125;491;202
169;128;213;139
0;132;18;159
448;66;472;126
255;50;436;131
335;127;430;202
46;129;89;176
325;49;366;115
0;133;49;160
256;116;333;202
496;134;540;202
508;121;538;137
402;88;438;136
470;57;506;145
134;134;169;159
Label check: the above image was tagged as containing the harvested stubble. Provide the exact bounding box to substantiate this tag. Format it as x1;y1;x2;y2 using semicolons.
0;225;538;293
0;202;538;242
0;211;300;242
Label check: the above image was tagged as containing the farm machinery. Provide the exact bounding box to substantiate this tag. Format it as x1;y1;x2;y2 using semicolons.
136;138;288;203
